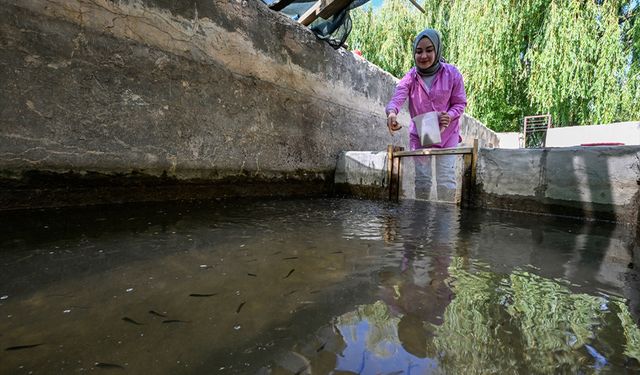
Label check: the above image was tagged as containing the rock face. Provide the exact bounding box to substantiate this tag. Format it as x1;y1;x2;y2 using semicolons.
0;0;404;208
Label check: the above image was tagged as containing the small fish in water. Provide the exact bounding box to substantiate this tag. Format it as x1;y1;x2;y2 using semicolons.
148;310;167;318
5;343;43;351
283;256;298;260
316;343;326;352
189;293;218;297
95;362;125;370
247;273;257;277
284;269;295;279
585;344;608;369
294;364;310;375
236;301;246;313
162;319;190;324
272;251;282;255
331;251;343;254
122;317;143;325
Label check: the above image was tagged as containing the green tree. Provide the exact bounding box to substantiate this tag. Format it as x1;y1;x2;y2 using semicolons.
349;0;640;131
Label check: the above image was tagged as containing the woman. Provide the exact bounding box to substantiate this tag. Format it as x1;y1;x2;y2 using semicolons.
386;28;467;201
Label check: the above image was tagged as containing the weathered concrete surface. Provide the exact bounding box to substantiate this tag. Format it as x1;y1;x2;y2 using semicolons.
0;0;406;209
334;151;416;200
476;146;640;224
460;114;499;148
335;145;640;224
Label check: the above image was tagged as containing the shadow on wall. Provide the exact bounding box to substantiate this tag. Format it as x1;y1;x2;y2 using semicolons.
539;148;640;324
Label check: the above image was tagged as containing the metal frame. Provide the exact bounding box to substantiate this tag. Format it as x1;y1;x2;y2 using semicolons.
523;114;552;148
387;139;479;205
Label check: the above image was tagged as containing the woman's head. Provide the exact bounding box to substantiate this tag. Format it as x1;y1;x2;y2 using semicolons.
413;28;442;76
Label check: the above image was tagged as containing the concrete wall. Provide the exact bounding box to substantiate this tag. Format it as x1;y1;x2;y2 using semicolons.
0;0;406;209
460;114;500;148
335;146;640;224
476;146;640;224
0;0;498;210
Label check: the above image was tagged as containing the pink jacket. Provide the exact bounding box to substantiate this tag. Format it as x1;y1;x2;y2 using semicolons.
385;63;467;149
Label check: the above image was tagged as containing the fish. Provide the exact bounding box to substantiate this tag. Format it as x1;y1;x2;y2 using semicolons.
284;269;295;279
5;343;43;351
316;343;326;352
122;317;143;325
95;362;125;370
585;344;607;369
162;319;190;324
331;251;343;254
247;273;257;277
284;290;297;296
148;310;167;318
189;293;218;297
294;364;310;375
236;302;246;313
283;256;299;260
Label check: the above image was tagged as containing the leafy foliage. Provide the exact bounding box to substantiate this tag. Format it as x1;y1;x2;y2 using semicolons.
349;0;640;131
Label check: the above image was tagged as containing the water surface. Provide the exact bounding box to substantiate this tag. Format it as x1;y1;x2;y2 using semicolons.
1;198;638;374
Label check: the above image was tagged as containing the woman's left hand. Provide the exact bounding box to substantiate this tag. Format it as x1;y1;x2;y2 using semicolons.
438;112;451;130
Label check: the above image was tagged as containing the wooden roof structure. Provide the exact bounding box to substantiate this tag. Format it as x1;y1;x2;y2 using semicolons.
267;0;424;26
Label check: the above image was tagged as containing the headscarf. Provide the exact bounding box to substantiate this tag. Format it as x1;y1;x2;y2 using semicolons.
413;28;442;77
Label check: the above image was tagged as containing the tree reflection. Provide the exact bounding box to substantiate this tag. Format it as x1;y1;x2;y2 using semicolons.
331;258;640;373
433;259;640;373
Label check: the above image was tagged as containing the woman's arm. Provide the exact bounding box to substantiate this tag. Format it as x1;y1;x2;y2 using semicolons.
385;71;412;116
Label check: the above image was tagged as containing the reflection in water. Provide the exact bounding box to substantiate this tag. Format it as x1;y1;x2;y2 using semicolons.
333;301;437;374
0;198;638;374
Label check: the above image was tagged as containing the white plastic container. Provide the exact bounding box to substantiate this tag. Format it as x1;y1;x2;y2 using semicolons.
413;111;441;147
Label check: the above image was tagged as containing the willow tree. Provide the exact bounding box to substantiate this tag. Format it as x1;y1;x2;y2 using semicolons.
349;0;419;77
349;0;640;131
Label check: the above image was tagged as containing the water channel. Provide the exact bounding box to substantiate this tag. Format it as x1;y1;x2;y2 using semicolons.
1;197;639;374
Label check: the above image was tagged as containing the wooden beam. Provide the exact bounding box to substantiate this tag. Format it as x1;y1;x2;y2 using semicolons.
408;0;426;13
299;0;351;26
299;1;320;26
388;145;404;202
393;146;474;157
317;0;352;19
269;0;296;11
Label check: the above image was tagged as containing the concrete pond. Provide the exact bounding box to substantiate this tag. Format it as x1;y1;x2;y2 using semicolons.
2;1;640;374
1;197;639;374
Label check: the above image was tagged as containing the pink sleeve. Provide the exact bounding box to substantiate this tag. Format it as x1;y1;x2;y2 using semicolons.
446;71;467;121
385;71;412;115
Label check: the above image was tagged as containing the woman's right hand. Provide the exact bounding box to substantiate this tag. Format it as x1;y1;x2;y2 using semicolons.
387;112;402;135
